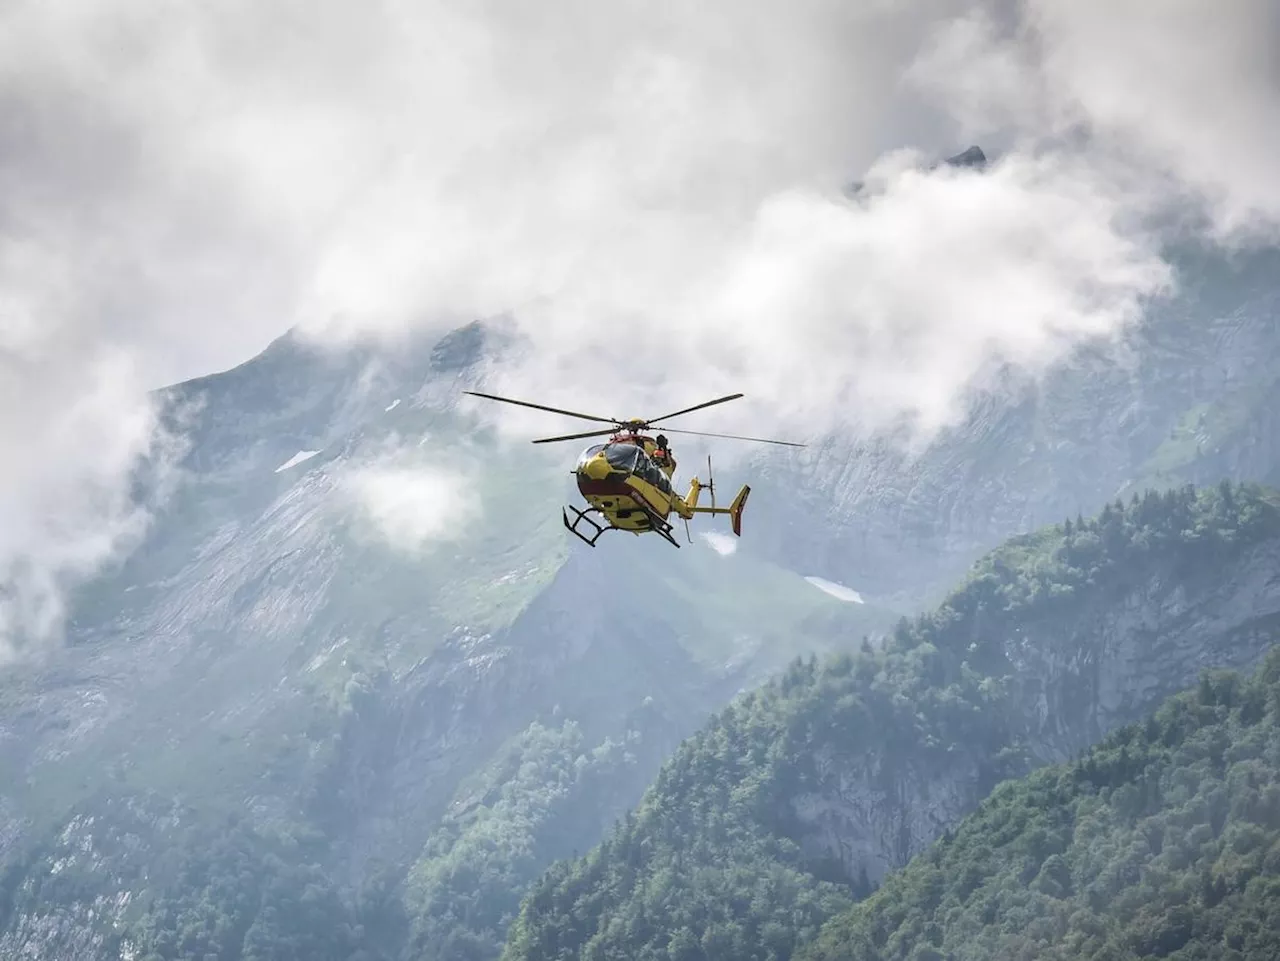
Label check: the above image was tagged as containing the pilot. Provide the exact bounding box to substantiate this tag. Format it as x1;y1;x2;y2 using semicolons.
653;434;673;468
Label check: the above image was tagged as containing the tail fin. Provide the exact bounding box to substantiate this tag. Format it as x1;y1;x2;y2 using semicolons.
728;484;750;537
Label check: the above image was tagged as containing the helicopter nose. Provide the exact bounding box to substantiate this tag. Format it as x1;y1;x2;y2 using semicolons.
581;453;612;481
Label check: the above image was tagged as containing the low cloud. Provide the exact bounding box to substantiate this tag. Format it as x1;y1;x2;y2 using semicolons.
911;0;1280;242
464;148;1174;445
1;0;1278;655
701;532;740;557
347;462;478;556
0;350;185;663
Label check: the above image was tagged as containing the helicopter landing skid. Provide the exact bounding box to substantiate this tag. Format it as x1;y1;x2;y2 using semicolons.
635;502;682;549
561;503;682;549
562;505;612;547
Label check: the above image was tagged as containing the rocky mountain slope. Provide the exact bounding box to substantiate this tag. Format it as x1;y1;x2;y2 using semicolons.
0;321;891;960
501;483;1280;960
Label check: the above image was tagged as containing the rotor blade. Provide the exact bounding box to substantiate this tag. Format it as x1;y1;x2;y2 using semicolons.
645;393;744;424
463;390;617;425
530;427;619;444
657;427;806;447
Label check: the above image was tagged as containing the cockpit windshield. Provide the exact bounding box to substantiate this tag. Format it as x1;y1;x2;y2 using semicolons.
576;444;606;470
577;440;672;494
603;443;642;472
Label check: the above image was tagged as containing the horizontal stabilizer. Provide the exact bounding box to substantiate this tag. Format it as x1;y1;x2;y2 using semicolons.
689;483;751;537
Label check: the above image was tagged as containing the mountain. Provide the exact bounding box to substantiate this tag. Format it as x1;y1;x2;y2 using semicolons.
800;647;1280;961
0;321;892;960
844;144;988;195
500;483;1280;961
1;143;1279;959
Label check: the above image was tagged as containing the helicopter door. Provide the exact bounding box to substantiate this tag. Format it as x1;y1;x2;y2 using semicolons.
633;448;670;492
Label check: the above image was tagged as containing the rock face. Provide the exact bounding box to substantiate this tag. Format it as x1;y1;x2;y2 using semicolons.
1013;538;1280;763
792;747;980;887
787;530;1280;888
943;145;987;168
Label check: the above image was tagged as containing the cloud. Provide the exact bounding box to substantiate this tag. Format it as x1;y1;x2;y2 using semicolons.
346;461;477;556
910;0;1280;242
1;0;1279;654
0;347;184;664
676;151;1173;438
701;531;740;557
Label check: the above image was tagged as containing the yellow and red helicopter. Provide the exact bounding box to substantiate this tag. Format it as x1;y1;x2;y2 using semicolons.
463;390;804;548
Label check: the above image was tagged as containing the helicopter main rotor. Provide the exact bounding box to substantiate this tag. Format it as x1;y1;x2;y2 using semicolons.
462;389;805;448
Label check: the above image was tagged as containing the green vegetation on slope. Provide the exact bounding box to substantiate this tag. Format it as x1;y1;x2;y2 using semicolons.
500;482;1280;961
0;792;404;961
403;718;649;961
126;816;385;961
800;649;1280;961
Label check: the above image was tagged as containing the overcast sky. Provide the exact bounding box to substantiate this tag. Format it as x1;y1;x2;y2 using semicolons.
1;0;1278;658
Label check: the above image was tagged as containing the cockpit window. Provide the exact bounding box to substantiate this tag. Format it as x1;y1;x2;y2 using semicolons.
579;441;673;494
604;442;672;493
576;444;607;470
603;443;641;472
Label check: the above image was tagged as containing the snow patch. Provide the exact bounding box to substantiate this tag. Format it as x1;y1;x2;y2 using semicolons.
804;576;864;603
385;399;401;412
701;531;739;556
274;449;320;473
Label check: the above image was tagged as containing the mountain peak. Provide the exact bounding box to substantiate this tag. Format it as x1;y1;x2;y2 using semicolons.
942;145;987;169
844;144;989;197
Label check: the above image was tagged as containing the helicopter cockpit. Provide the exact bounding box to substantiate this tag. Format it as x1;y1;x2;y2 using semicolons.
577;441;673;494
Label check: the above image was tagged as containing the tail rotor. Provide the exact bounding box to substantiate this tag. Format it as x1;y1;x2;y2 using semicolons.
684;450;753;539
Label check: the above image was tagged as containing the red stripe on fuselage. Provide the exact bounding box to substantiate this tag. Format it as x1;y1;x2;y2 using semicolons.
576;475;664;514
576;477;632;497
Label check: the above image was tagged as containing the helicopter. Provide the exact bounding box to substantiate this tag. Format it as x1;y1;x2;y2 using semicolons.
463;389;805;548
